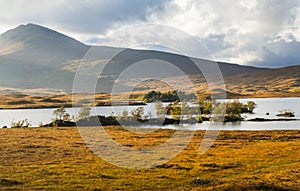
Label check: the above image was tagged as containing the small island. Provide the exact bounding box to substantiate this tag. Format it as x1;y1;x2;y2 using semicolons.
10;91;299;128
276;110;295;117
37;91;259;127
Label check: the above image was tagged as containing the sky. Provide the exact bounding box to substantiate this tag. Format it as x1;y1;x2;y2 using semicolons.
1;0;300;68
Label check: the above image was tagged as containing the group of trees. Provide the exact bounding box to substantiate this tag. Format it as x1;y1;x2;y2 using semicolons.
48;105;91;126
198;99;213;114
213;100;257;121
155;101;202;120
143;90;197;103
10;96;257;127
165;101;200;120
156;99;257;121
52;105;70;121
51;99;256;126
52;105;91;122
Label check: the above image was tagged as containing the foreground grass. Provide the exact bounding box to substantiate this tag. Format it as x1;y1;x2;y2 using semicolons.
0;127;299;190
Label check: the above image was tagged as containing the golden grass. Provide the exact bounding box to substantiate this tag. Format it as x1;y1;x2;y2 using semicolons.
0;93;110;109
2;89;300;109
0;127;299;190
3;70;300;109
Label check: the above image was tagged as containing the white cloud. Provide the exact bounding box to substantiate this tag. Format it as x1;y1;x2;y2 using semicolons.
0;0;300;67
143;0;300;67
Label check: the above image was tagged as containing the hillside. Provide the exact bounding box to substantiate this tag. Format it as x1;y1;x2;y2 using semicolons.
0;23;89;62
224;64;300;97
0;23;265;95
0;24;90;91
1;23;300;102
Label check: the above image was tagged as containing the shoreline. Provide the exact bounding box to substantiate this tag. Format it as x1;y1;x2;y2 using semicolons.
0;102;146;110
4;123;300;131
2;125;300;131
1;93;300;109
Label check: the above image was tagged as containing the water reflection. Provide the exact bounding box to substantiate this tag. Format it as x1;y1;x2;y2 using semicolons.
1;97;300;130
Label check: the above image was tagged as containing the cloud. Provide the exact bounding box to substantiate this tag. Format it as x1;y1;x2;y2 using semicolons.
0;0;168;38
50;0;168;34
145;0;300;67
253;40;300;67
0;0;300;67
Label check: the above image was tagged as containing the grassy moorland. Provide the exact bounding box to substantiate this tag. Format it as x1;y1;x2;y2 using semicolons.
0;127;299;190
0;93;146;109
1;90;300;110
0;93;108;109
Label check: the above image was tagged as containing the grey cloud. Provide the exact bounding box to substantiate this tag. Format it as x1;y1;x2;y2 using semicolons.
0;0;168;35
147;0;300;67
1;0;300;68
251;41;300;68
53;0;169;34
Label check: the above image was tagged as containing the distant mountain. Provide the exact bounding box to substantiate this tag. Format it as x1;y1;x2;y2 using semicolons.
0;24;90;91
224;64;300;97
0;23;268;95
0;23;89;62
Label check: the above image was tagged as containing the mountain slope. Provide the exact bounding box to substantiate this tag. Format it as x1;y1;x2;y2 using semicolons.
90;48;264;78
0;23;267;95
0;23;89;63
224;64;300;97
0;24;90;91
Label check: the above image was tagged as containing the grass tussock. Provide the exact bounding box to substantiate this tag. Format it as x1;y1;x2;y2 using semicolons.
0;127;299;190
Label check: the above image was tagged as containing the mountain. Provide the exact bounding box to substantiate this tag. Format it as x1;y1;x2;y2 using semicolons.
0;23;269;95
0;24;91;91
0;23;89;62
224;64;300;97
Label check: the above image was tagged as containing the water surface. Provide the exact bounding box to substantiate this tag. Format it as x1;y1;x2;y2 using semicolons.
1;97;300;130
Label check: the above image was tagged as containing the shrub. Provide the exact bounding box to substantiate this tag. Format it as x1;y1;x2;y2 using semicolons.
78;105;91;119
11;119;31;128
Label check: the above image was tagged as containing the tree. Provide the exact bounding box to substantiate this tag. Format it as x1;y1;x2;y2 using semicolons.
168;101;182;120
226;100;242;118
131;107;144;120
63;113;71;121
199;99;212;114
246;101;256;113
78;105;91;119
53;105;67;120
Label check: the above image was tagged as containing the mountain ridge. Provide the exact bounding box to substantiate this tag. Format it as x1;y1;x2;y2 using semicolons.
0;23;298;98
